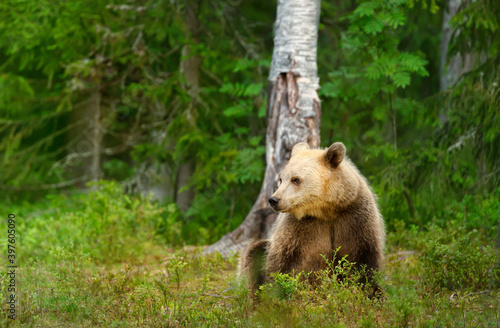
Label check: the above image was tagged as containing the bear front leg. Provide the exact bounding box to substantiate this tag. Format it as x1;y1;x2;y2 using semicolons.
238;239;269;296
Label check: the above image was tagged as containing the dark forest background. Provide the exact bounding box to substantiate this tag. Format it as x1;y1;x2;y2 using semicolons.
1;0;498;245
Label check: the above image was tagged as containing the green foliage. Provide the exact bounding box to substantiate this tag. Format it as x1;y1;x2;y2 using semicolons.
0;3;498;323
449;0;500;59
0;0;499;326
165;256;188;290
267;271;304;299
17;180;165;263
0;0;269;206
318;0;500;239
102;159;134;180
323;0;429;106
0;0;273;247
1;0;496;249
175;133;266;244
3;201;499;327
157;204;184;246
421;223;500;291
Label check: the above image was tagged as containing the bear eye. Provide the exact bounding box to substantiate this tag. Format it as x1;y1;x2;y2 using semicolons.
291;177;301;185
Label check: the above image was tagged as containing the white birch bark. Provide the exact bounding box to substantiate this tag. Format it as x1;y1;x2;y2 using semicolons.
205;0;322;257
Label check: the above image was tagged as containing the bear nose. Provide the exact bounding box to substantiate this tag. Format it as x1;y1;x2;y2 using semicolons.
268;197;280;209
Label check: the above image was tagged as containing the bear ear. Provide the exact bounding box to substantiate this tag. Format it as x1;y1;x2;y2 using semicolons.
291;142;310;157
325;142;346;168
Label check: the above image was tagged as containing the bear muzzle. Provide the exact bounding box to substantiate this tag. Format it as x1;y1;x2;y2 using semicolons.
268;197;280;210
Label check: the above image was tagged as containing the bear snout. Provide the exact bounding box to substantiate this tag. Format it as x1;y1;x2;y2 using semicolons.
268;197;280;210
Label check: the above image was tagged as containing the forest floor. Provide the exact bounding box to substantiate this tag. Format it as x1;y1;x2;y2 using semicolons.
9;245;500;327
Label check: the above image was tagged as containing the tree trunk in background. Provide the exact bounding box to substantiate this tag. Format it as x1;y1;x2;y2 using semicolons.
440;0;474;92
146;3;200;205
68;87;102;187
176;160;196;211
205;0;322;257
89;87;102;184
440;0;488;183
175;3;200;211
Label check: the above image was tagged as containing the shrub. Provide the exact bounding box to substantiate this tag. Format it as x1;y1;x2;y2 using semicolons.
20;180;166;263
421;224;499;291
269;271;303;299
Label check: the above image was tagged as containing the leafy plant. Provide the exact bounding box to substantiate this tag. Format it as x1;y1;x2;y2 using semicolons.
421;223;500;291
269;270;304;300
18;180;165;263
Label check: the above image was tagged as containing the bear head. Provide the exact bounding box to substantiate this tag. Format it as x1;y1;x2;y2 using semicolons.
268;142;361;220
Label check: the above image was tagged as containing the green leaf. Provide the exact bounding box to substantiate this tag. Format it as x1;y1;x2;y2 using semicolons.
392;71;411;88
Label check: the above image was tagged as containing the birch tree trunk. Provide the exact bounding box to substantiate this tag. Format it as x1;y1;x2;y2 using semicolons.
204;0;322;257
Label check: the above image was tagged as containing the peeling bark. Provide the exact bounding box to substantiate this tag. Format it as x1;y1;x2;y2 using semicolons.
205;0;322;257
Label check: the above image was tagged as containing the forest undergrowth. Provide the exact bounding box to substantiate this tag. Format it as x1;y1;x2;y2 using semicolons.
1;182;498;327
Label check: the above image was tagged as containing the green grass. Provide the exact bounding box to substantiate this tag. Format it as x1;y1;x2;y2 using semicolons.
1;182;499;327
3;245;499;327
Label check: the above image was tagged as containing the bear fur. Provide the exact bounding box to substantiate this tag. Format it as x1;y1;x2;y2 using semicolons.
238;142;385;295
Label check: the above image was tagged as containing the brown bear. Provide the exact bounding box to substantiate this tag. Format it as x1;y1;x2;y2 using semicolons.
238;142;385;295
